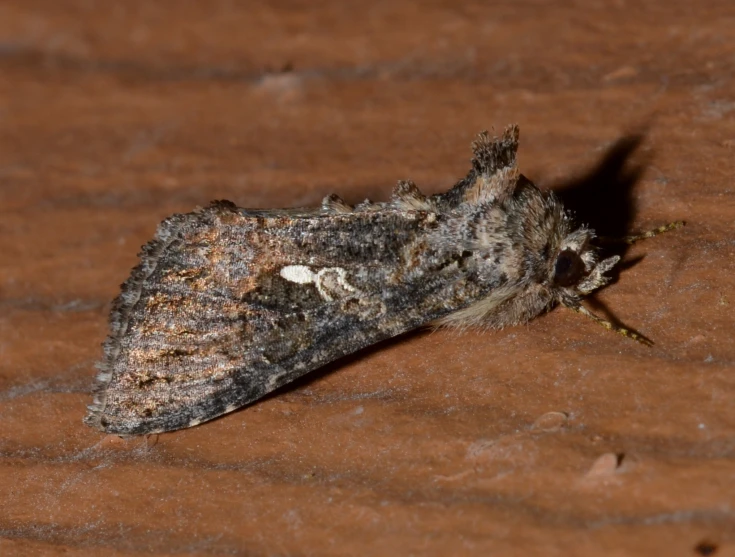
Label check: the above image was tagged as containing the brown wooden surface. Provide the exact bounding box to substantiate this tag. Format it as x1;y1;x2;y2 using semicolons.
1;2;734;556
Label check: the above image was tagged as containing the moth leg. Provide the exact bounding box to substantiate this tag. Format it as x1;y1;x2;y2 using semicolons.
566;303;653;347
577;255;620;295
597;221;684;245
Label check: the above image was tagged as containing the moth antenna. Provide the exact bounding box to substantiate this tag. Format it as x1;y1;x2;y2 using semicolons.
566;303;653;347
596;221;684;245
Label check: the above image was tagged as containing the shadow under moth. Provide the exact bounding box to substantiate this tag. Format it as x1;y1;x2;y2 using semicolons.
85;125;681;435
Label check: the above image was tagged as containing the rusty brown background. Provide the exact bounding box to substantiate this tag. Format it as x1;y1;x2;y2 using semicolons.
1;2;734;556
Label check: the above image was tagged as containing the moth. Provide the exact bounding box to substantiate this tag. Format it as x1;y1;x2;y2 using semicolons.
85;125;680;435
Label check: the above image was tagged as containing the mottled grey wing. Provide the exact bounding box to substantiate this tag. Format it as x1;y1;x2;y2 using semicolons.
85;201;474;435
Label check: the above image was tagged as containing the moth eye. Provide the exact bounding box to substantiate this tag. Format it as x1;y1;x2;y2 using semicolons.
553;249;585;287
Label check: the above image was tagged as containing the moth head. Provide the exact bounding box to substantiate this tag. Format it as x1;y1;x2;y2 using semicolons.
551;228;620;303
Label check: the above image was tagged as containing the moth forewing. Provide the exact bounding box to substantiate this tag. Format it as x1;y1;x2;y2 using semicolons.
86;203;502;435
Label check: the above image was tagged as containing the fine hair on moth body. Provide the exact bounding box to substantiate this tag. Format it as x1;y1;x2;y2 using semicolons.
85;125;682;436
